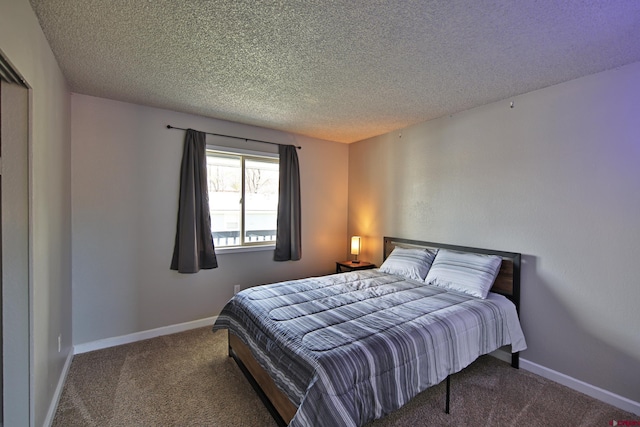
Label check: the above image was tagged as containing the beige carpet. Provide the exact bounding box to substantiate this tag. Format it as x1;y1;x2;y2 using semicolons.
53;327;636;426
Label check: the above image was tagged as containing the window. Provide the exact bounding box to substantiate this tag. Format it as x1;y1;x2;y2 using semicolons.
206;148;279;248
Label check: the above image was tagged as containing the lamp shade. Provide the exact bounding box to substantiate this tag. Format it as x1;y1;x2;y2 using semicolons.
350;236;361;255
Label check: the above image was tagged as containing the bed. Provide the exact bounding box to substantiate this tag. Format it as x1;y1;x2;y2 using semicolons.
213;237;526;426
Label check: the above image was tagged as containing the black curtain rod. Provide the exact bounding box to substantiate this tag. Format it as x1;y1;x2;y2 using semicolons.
166;125;301;149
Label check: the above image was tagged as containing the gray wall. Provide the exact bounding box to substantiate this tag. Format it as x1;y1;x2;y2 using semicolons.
0;0;73;425
71;94;349;345
348;61;640;403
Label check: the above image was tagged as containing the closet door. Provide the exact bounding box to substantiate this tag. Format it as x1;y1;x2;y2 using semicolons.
1;76;30;427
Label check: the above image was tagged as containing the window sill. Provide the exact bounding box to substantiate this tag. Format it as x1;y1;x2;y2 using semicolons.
215;244;275;255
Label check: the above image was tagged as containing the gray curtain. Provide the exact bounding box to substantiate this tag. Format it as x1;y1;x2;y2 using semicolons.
274;144;302;261
170;129;218;273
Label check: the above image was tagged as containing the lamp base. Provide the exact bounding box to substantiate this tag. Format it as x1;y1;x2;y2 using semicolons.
352;260;360;264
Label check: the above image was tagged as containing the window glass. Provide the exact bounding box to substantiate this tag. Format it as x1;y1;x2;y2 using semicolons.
206;149;279;247
244;158;279;243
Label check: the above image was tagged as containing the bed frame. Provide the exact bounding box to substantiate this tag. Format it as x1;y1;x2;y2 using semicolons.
227;237;522;426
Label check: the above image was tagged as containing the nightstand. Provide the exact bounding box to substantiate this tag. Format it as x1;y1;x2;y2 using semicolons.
336;260;376;273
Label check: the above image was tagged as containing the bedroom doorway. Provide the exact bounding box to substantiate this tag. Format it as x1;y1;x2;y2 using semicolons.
1;54;30;427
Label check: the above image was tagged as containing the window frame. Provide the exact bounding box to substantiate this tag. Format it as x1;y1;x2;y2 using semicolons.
206;144;279;251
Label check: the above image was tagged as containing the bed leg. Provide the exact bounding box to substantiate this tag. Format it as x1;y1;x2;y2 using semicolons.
511;351;520;369
445;376;450;414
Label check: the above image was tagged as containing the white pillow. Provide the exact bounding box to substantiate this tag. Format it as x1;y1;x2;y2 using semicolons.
424;249;502;299
379;247;437;281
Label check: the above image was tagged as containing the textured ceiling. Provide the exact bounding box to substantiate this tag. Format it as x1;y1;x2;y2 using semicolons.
29;1;640;143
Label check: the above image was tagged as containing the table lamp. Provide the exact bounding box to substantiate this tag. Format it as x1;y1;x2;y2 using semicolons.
351;236;361;263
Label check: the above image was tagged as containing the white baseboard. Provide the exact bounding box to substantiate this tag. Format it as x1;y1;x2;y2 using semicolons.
44;350;74;427
73;316;218;354
488;350;640;416
489;348;512;364
519;358;640;416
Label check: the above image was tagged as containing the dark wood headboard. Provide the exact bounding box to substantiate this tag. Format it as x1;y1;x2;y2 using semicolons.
383;237;521;312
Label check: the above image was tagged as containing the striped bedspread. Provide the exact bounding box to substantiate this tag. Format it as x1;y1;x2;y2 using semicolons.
213;269;526;427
